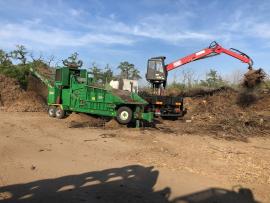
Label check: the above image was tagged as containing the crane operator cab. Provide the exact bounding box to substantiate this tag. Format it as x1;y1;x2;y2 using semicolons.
146;56;167;89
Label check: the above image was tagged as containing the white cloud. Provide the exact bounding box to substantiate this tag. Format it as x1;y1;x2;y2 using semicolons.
0;21;134;49
69;8;84;17
0;11;216;51
250;23;270;39
131;27;214;42
218;7;270;41
83;13;215;44
4;1;266;51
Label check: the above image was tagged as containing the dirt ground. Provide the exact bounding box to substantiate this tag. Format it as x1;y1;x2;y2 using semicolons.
0;112;269;203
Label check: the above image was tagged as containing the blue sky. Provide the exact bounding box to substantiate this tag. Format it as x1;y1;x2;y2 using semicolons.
0;0;269;83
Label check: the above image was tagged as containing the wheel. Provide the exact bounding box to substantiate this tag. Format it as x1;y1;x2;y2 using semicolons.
55;107;65;119
116;106;133;124
48;106;56;117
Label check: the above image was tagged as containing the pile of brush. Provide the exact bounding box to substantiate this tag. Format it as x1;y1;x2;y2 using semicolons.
182;86;270;141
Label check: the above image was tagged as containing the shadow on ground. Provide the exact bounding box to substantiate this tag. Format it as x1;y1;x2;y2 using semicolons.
0;165;260;203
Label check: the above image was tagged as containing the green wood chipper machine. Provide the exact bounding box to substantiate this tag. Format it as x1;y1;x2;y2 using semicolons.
30;64;153;125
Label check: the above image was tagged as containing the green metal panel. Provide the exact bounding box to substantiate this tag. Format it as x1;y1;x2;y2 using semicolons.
61;67;70;86
47;86;55;104
141;112;153;122
62;89;70;106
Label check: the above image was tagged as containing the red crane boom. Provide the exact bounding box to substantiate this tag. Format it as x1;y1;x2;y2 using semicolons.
166;41;253;72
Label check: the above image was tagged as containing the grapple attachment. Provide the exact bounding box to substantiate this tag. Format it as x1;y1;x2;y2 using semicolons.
242;68;266;88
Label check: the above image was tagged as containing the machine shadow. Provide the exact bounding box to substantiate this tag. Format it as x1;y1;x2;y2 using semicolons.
0;165;260;203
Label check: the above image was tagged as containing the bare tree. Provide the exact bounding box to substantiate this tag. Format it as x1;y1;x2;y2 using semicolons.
55;59;62;67
46;55;55;67
181;69;196;88
232;69;244;84
11;45;28;64
30;51;43;63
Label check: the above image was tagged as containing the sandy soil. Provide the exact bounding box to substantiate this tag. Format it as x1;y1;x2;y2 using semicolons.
0;112;269;203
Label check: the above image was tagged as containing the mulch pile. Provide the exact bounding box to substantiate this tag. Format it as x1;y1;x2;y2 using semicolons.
0;74;47;112
66;112;122;129
168;88;270;141
65;113;105;128
154;68;269;141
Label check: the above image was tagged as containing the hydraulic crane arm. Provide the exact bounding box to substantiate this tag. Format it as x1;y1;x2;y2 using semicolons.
166;41;253;71
146;41;254;89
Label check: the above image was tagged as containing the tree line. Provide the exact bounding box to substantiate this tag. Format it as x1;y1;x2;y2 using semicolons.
1;45;268;90
168;69;228;90
0;45;142;88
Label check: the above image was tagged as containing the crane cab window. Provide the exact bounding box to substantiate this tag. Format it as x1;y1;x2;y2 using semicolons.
148;60;156;71
148;60;164;73
155;61;164;73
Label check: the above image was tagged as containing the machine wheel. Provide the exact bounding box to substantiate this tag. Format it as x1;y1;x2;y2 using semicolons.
55;107;65;119
48;106;56;117
116;106;132;124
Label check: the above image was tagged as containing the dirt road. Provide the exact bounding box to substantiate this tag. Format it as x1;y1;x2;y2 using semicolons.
0;112;269;202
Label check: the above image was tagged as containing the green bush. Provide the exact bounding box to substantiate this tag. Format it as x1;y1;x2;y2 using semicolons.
0;46;42;89
199;69;228;88
0;64;30;88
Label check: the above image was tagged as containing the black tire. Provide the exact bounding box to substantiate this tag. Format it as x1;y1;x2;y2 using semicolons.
48;106;56;117
116;106;133;124
55;107;65;119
